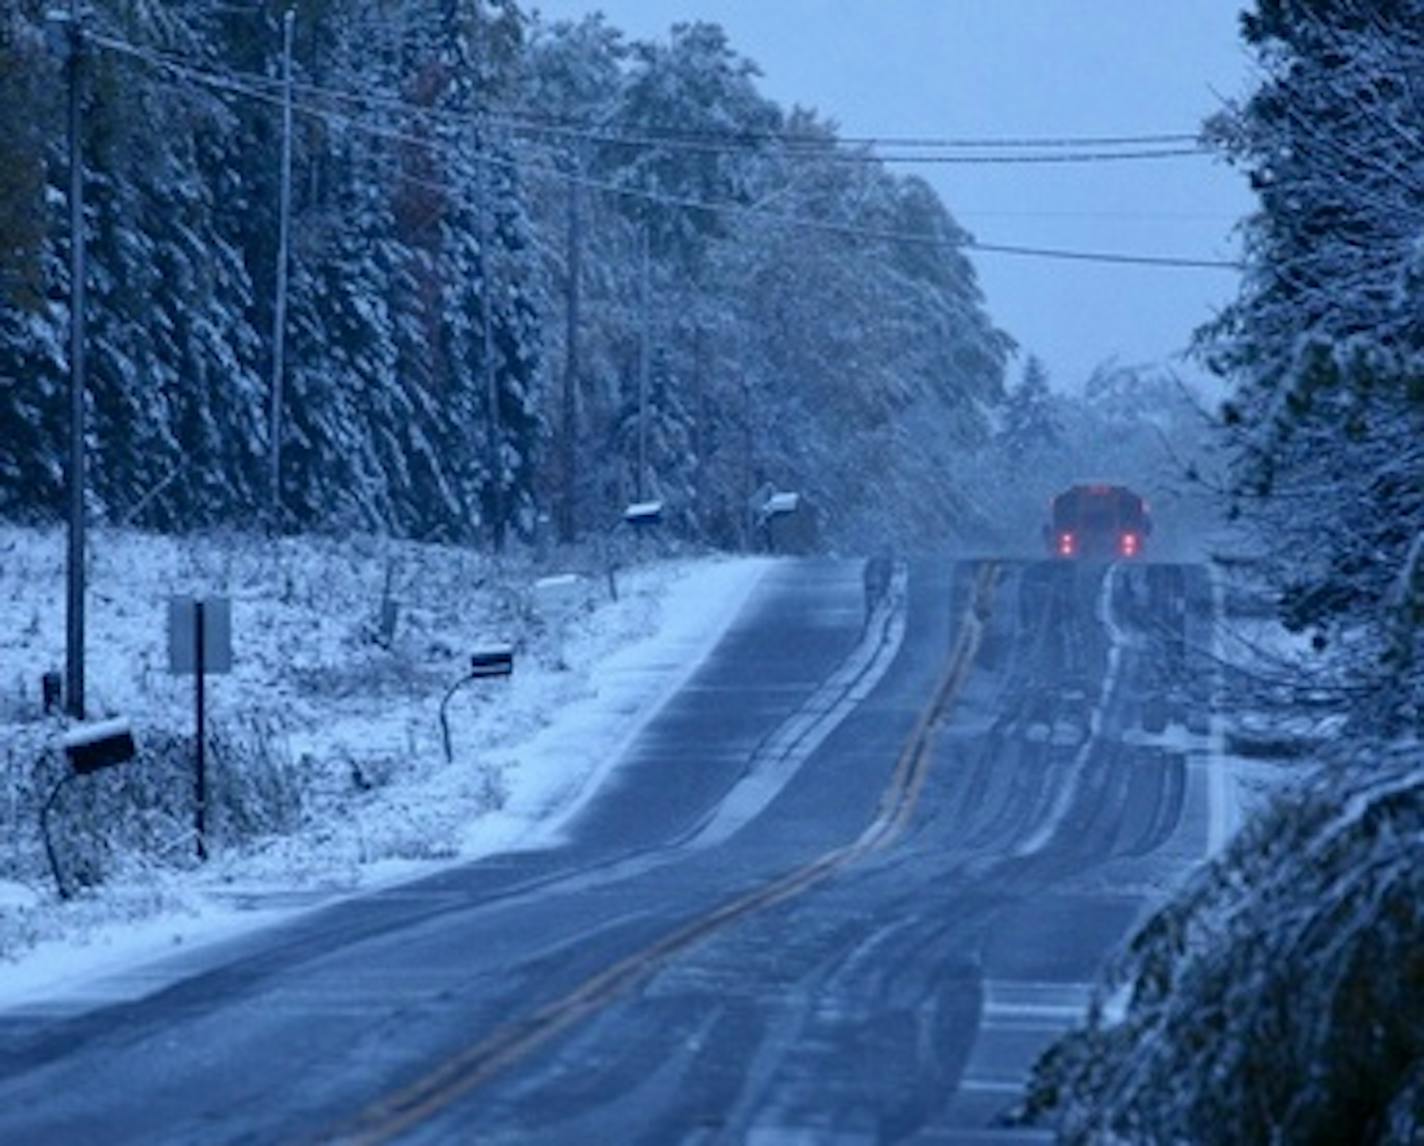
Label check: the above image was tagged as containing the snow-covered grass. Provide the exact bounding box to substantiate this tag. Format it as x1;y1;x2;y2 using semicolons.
0;524;766;976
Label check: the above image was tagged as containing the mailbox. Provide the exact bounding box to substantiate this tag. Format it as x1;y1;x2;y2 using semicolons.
763;491;800;518
61;718;137;775
469;645;515;678
623;500;664;528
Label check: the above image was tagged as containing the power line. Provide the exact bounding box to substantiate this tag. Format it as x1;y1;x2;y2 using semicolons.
291;78;1201;151
472;118;1206;161
289;73;1208;163
87;32;284;99
383;128;1244;270
91;33;1207;163
961;241;1239;269
506;123;1205;151
87;32;1242;272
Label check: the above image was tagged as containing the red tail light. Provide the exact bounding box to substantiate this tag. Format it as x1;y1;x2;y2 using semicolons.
1058;532;1076;557
1120;531;1139;557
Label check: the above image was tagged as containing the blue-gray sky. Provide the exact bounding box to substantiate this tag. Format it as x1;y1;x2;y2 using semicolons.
530;1;1256;393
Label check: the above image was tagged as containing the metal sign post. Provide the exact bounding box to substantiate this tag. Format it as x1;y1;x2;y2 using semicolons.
169;597;232;861
195;602;207;860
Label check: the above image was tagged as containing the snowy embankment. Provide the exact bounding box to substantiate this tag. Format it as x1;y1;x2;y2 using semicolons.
1019;558;1422;1143
1021;741;1424;1143
0;525;766;990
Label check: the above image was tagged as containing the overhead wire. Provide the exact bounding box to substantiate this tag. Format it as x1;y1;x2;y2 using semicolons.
92;33;1209;163
290;74;1209;162
288;75;1203;151
290;76;1208;162
85;31;1243;272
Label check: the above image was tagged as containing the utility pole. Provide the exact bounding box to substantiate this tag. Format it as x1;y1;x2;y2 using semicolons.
64;0;86;719
558;155;582;544
692;320;707;517
268;8;295;532
637;224;650;503
480;136;505;553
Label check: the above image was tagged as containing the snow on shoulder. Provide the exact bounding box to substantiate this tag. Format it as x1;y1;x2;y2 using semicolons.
0;523;766;1006
463;557;770;855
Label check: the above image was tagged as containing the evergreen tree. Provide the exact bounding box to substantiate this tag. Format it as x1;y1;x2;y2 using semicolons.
62;0;265;528
0;6;50;308
0;6;67;519
1201;0;1424;656
997;355;1061;465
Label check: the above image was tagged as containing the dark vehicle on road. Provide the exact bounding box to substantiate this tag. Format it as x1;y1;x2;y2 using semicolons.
1045;483;1152;559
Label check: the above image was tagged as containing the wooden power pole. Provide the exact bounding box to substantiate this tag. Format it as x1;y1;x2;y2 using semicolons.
559;157;582;543
64;0;86;718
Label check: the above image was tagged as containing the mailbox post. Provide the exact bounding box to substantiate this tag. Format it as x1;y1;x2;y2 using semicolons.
169;596;232;861
42;718;137;899
533;574;587;670
440;645;514;764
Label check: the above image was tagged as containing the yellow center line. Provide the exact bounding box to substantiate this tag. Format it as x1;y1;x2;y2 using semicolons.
325;560;1000;1145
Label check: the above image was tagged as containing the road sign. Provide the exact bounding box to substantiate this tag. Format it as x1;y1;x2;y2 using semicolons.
169;597;233;674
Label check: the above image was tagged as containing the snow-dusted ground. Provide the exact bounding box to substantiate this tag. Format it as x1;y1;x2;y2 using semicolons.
0;524;767;1003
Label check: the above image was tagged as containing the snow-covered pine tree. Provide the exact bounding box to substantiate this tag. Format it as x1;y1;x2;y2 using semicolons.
262;0;403;534
0;5;63;519
0;5;49;308
997;355;1061;465
51;0;266;529
377;0;543;544
1201;0;1424;663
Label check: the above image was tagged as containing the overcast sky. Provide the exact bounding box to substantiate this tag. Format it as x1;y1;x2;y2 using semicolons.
529;1;1256;394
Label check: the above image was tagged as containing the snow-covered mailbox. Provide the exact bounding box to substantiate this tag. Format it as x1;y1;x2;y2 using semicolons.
623;500;664;529
469;644;515;678
44;718;138;898
441;645;515;763
757;490;804;553
61;717;136;774
762;491;800;519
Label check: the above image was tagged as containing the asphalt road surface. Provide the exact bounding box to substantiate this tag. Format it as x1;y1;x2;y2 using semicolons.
0;557;1220;1145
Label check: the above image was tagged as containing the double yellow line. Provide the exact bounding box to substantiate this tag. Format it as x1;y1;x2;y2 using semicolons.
329;561;1000;1145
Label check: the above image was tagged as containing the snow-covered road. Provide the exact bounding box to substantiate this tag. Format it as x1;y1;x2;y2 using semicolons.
0;557;1241;1146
